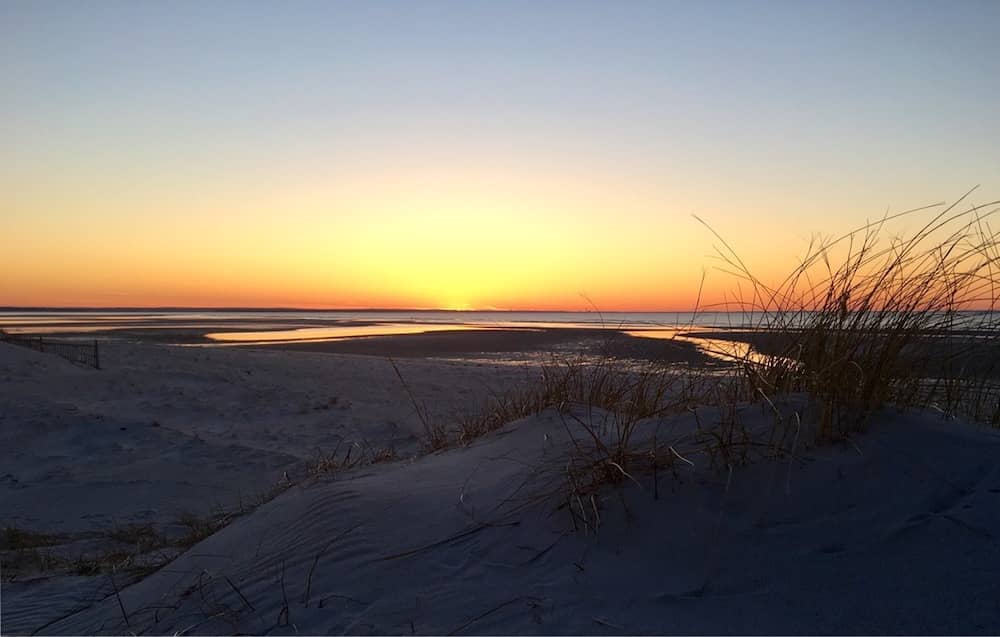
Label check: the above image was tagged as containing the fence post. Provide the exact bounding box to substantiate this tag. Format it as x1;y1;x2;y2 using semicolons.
94;340;101;370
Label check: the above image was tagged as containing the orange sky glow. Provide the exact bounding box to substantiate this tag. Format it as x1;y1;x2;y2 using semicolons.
3;4;997;311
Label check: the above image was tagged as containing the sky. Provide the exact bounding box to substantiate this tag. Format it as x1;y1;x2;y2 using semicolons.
2;1;999;310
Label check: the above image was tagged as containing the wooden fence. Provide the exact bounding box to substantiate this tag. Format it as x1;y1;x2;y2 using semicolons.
0;331;101;369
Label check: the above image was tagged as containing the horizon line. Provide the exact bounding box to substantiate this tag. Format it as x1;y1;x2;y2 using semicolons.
0;306;994;314
0;305;710;313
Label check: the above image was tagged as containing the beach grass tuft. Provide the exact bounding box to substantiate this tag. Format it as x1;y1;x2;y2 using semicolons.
696;189;1000;438
435;193;1000;525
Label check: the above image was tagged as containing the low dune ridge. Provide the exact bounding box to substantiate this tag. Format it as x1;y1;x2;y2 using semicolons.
17;397;1000;634
3;337;1000;634
0;340;533;633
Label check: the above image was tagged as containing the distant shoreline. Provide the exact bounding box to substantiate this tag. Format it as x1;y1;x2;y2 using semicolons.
3;306;996;313
0;306;705;313
4;322;717;366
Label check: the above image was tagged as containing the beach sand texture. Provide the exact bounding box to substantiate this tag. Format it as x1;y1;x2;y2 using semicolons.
3;341;1000;634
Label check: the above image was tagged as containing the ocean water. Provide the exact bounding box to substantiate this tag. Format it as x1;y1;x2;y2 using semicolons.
0;309;750;326
1;309;996;344
0;310;756;338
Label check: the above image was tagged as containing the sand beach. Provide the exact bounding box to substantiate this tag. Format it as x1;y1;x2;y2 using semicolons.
3;325;1000;634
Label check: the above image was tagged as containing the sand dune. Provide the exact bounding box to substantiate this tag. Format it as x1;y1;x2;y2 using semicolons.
3;342;1000;634
0;341;528;634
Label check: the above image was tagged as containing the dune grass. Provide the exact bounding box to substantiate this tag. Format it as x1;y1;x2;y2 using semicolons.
308;440;398;475
0;495;298;582
695;189;1000;438
344;193;1000;533
387;193;1000;523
